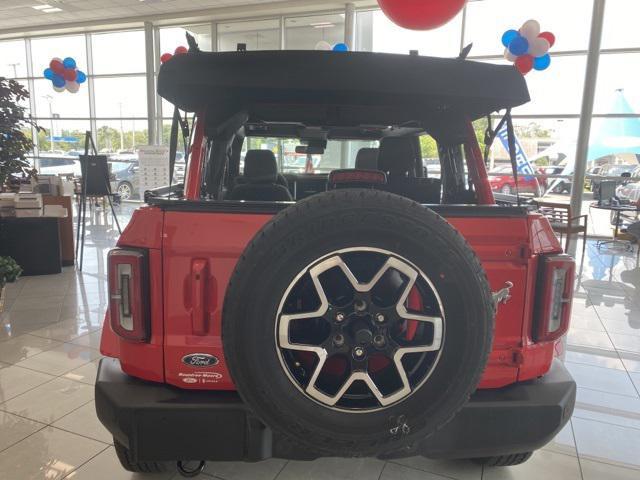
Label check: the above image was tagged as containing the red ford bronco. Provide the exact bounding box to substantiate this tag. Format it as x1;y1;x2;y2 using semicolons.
96;45;576;476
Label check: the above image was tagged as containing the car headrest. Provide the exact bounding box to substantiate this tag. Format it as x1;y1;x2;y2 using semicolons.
244;150;278;184
378;137;416;176
355;148;379;170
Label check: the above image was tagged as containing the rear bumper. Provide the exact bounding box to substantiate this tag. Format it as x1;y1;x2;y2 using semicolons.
95;357;575;462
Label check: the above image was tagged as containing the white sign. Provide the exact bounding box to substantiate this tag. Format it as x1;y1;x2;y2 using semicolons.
137;145;170;200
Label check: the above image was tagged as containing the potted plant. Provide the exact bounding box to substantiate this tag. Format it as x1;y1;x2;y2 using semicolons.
0;77;42;191
0;256;22;313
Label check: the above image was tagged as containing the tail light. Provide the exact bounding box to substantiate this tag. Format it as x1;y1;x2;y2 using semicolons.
533;254;575;342
329;169;387;187
108;248;150;342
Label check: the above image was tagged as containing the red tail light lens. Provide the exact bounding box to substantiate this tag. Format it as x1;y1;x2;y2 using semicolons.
533;254;575;342
108;248;150;342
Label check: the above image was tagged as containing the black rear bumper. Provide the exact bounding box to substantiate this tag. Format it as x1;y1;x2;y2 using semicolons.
95;358;575;462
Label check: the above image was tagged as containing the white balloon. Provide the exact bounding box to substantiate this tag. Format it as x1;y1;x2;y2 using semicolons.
520;19;541;41
504;48;517;63
65;81;80;93
53;85;65;93
315;41;332;51
528;37;550;57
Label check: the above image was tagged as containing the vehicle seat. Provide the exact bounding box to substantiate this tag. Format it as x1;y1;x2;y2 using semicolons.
378;137;441;204
355;148;379;170
233;151;289;190
227;150;293;202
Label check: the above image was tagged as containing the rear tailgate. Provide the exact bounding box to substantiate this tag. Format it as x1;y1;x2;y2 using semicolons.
160;203;550;390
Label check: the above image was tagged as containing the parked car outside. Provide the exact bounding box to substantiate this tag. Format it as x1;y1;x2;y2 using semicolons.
540;166;572;194
488;164;540;195
110;161;139;201
591;163;637;198
584;165;603;190
33;154;82;178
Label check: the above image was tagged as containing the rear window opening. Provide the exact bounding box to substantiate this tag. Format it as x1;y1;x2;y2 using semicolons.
196;126;486;206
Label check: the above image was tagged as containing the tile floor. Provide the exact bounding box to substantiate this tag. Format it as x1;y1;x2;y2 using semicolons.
1;208;640;480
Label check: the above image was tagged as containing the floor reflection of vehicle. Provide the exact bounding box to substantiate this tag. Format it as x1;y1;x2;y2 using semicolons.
488;165;540;195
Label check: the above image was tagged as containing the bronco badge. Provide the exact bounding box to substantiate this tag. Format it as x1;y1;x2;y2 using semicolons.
181;353;219;368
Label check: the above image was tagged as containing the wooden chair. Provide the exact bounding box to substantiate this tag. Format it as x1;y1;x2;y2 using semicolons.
534;200;588;261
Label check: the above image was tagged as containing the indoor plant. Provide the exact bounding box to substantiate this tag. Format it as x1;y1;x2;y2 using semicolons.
0;77;41;191
0;256;22;313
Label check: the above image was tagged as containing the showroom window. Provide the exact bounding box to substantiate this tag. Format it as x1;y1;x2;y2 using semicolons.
159;24;212;56
285;14;345;50
463;0;591;56
0;39;28;78
356;9;463;57
218;19;280;51
601;0;640;49
91;30;146;75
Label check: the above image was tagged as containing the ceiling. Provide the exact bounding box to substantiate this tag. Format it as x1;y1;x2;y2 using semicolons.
0;0;376;36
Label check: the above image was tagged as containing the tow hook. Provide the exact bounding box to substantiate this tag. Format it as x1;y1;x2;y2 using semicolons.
177;460;206;478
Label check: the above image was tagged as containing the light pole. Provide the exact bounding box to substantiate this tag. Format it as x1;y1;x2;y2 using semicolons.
42;94;55;151
118;102;124;151
7;62;20;78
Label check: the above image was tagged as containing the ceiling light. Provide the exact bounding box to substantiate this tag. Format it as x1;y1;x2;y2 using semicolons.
32;5;51;10
43;7;62;12
313;24;335;29
309;22;333;27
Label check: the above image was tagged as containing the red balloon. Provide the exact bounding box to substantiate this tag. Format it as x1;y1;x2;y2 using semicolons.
377;0;467;31
160;53;173;64
50;59;64;74
63;68;77;81
538;32;556;48
174;46;188;55
515;55;534;75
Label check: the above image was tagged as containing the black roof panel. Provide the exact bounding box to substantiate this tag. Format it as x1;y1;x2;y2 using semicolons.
158;50;529;127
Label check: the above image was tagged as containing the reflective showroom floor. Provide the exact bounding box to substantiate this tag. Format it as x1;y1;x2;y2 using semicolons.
1;205;639;480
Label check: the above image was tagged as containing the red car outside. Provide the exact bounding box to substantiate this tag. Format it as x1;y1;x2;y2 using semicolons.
489;165;541;195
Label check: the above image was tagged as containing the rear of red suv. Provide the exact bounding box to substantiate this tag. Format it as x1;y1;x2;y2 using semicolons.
95;49;576;474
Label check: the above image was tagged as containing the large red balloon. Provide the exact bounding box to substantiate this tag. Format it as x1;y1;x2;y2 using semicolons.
377;0;467;31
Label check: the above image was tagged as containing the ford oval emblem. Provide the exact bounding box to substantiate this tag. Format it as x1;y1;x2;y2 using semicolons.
182;353;219;368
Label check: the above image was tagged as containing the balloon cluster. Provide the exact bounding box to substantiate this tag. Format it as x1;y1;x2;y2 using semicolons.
44;57;86;93
160;46;188;64
502;20;556;75
315;41;349;52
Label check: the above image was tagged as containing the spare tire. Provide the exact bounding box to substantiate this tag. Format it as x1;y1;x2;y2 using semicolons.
223;189;494;457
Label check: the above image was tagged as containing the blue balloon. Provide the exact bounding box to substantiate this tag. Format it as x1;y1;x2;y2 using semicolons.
52;74;65;88
501;30;519;48
333;43;349;52
63;57;76;69
76;71;87;84
508;36;529;56
43;68;54;80
533;54;551;71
